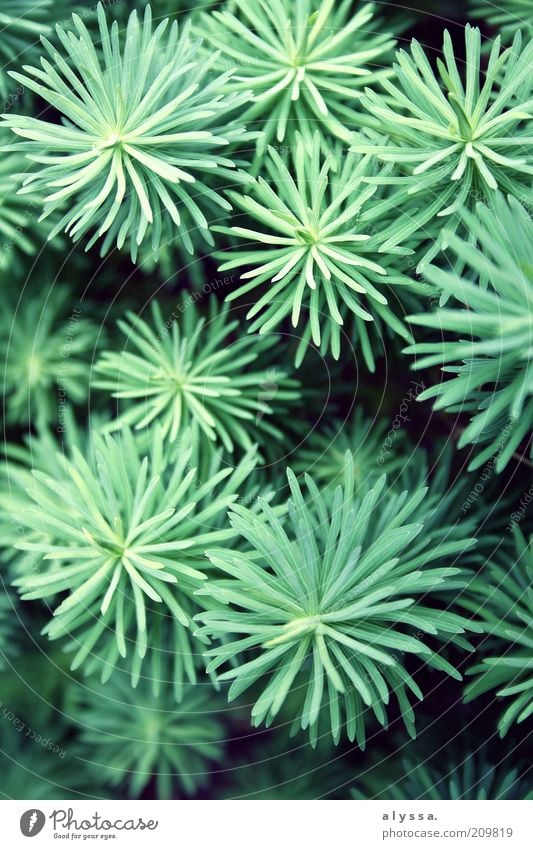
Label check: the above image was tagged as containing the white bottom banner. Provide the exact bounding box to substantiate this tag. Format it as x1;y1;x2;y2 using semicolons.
0;800;530;848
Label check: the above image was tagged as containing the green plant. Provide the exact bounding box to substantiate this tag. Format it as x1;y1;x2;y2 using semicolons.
0;1;54;98
352;748;532;800
404;194;533;473
134;230;208;289
352;27;533;268
149;0;222;21
68;673;224;798
0;724;86;800
94;297;300;452
12;425;257;692
0;589;20;670
471;0;533;41
216;133;414;367
293;408;419;491
196;455;480;746
198;0;395;155
0;285;99;428
0;129;65;275
221;737;349;799
464;530;533;737
0;0;532;805
2;4;253;259
0;407;104;578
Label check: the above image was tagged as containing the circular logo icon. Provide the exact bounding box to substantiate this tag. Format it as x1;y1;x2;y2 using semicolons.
20;810;46;837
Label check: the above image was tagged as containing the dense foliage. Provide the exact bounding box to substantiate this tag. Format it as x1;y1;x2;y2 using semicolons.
405;194;533;472
0;0;531;802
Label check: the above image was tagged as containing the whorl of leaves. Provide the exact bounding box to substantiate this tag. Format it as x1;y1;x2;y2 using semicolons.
196;455;480;745
216;132;414;367
94;296;300;453
13;425;256;692
68;673;225;798
2;4;253;258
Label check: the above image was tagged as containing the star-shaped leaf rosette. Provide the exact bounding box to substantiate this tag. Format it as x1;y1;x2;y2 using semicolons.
68;672;225;799
94;296;301;455
195;454;481;746
352;26;533;269
0;284;99;428
2;3;254;259
13;425;257;697
215;132;416;368
198;0;396;156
